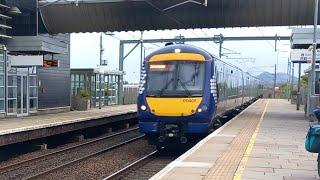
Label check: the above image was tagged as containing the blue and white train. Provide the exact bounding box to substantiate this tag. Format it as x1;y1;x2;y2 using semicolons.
137;44;262;148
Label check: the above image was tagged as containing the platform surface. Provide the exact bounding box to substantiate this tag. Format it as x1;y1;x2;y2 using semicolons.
151;99;318;180
0;104;136;136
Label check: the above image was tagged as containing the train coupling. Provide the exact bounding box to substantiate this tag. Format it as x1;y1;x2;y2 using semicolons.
158;123;187;144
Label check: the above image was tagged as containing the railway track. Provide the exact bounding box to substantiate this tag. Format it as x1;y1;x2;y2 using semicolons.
101;100;256;180
26;135;145;180
0;127;144;180
104;150;181;180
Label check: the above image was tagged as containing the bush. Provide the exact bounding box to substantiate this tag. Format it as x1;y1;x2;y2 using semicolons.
80;89;90;99
291;90;298;96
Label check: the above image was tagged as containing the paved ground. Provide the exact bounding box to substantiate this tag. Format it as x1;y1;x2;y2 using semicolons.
151;99;318;180
241;99;318;180
0;104;136;136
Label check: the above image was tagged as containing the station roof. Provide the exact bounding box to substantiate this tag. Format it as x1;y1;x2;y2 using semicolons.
39;0;316;34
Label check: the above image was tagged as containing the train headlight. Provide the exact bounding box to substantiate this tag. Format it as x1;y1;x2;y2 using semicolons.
201;105;208;111
174;48;181;53
140;105;147;111
197;105;208;113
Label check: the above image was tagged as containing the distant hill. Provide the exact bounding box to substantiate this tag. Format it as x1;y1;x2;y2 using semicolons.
258;72;298;85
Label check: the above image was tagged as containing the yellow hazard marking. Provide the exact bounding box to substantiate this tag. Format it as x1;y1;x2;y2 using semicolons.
233;100;269;180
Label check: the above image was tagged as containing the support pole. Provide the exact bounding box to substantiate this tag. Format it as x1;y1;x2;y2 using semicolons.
274;64;277;99
219;34;223;58
123;42;140;61
99;32;103;66
99;33;103;109
287;58;291;101
140;31;144;76
311;0;319;96
291;63;295;101
274;34;278;52
297;63;301;110
118;42;124;105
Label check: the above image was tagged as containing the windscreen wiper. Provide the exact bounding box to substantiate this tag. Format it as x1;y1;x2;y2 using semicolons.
157;78;174;97
177;79;192;97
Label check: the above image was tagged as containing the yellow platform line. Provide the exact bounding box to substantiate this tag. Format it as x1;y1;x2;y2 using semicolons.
233;99;269;180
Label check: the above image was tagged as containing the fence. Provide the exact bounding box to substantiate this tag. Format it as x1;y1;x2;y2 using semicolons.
123;85;139;105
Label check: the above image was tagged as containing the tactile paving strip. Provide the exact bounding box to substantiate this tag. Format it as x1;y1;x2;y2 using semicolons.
204;100;268;180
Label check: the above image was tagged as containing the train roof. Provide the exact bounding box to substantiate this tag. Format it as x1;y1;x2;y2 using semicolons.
145;43;260;80
145;44;212;61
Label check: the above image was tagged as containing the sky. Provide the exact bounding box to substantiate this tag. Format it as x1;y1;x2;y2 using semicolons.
70;26;308;83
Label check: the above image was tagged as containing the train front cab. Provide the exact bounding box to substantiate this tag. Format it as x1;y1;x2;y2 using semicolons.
137;45;216;146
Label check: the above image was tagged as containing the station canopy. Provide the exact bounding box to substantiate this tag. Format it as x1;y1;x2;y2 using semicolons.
39;0;316;34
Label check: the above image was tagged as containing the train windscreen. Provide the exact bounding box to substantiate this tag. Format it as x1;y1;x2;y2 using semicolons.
146;61;205;97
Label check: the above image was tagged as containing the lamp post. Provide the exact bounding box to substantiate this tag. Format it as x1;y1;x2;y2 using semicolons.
287;58;291;101
98;32;114;109
274;64;277;99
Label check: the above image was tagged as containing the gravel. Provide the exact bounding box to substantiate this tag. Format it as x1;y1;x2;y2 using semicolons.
37;139;155;180
113;150;185;180
0;130;143;180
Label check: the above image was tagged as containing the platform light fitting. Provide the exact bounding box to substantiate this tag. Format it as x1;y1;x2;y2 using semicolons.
8;7;21;15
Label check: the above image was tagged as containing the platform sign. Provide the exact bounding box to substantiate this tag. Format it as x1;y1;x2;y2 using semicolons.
43;54;59;67
43;60;59;67
9;55;43;67
290;49;320;63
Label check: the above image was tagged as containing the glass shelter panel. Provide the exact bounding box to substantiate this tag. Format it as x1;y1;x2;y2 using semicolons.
107;75;119;105
6;67;38;116
29;70;38;113
95;74;104;107
7;73;17;114
0;51;4;112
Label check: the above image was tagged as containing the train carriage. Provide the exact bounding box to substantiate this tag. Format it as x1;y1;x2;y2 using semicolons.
137;44;261;148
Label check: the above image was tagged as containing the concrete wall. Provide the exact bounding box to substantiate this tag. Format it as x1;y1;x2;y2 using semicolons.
38;34;70;110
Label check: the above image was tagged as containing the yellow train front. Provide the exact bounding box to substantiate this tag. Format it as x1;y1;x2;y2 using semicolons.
138;44;260;148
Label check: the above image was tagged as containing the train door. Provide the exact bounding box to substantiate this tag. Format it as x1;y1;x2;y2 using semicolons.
215;60;225;116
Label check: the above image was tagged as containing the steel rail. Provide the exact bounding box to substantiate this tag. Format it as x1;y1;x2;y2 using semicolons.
103;150;158;180
0;127;139;173
25;134;145;180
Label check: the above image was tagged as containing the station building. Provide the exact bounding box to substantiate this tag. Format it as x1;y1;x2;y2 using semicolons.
0;0;71;117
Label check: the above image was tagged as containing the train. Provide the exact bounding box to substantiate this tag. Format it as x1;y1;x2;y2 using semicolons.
137;43;262;148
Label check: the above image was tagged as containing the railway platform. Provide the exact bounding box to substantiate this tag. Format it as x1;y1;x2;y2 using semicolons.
0;104;137;146
151;99;318;180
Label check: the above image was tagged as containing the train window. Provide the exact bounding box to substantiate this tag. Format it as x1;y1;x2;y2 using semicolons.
176;62;205;91
147;63;175;93
146;61;205;97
